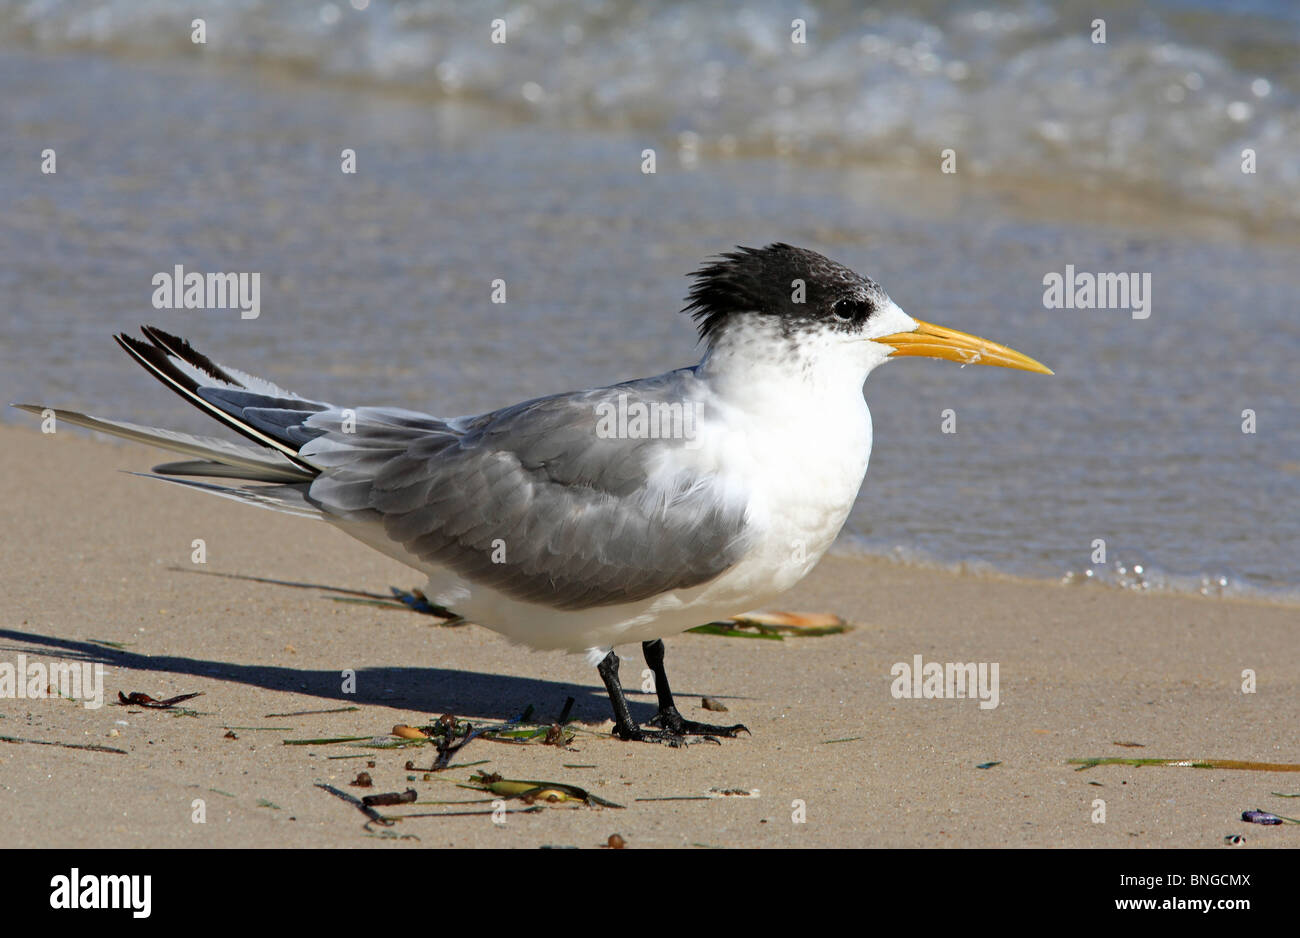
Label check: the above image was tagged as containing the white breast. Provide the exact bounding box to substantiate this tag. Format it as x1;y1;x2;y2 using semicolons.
682;357;874;614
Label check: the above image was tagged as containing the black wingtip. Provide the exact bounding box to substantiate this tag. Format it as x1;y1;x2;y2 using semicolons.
109;325;317;472
139;325;245;388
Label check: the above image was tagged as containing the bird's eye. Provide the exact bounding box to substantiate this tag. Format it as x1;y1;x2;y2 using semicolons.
832;298;867;322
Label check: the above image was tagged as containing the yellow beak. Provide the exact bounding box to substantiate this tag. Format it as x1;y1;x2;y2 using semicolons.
878;319;1053;375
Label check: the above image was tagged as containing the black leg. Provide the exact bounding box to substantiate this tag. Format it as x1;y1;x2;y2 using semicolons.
597;645;749;746
641;639;749;740
596;650;639;739
596;649;687;746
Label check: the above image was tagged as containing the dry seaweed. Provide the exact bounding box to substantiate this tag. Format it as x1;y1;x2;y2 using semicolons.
1070;757;1300;772
460;770;623;808
117;690;203;709
315;782;391;826
689;611;849;640
283;735;376;746
362;789;418;807
0;734;126;755
265;706;361;718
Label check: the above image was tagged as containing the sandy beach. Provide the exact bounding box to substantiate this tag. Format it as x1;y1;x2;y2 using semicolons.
2;423;1295;849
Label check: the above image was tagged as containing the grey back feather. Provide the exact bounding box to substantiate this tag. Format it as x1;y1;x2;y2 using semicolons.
301;371;749;611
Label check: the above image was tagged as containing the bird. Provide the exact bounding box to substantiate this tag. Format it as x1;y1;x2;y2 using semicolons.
16;243;1051;745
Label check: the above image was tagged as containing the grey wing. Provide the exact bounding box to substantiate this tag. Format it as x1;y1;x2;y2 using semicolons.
299;372;750;611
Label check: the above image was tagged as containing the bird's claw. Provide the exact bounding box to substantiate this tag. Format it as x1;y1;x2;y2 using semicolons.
613;725;723;747
646;706;750;740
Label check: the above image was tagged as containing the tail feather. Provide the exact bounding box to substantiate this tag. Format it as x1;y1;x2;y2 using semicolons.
139;325;308;401
113;327;322;472
151;460;312;483
11;404;314;483
16;328;357;521
128;473;322;519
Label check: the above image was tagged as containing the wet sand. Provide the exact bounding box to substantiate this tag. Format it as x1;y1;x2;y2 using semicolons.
1;424;1295;848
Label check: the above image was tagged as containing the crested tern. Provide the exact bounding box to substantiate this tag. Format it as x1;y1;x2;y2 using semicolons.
18;243;1051;745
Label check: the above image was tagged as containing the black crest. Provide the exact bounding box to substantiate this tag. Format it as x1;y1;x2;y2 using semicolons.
682;243;884;343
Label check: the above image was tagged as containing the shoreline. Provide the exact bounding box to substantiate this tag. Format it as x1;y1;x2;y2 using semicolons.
9;419;1296;610
829;539;1300;612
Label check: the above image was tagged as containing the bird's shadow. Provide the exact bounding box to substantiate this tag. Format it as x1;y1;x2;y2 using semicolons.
0;567;737;723
0;628;642;724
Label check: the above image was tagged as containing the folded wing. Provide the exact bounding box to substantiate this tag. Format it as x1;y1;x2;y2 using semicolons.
18;329;750;612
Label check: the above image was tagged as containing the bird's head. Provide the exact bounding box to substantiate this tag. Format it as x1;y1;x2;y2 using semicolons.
683;243;1052;379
